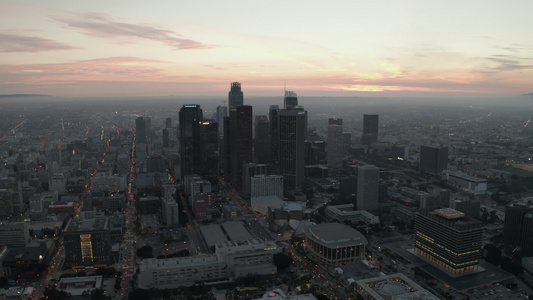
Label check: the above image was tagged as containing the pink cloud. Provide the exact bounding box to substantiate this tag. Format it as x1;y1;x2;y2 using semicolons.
0;56;170;85
54;12;213;50
0;33;78;52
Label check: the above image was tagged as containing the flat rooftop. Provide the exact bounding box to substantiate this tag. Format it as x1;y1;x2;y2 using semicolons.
419;261;514;292
65;217;108;232
221;221;254;242
435;208;465;219
200;224;228;248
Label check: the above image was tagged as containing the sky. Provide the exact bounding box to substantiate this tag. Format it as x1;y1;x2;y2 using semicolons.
1;0;532;98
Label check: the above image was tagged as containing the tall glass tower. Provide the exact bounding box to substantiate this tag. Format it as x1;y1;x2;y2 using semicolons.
228;82;243;109
284;90;298;110
179;104;203;179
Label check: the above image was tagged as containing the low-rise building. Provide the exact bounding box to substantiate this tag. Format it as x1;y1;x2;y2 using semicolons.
325;204;380;224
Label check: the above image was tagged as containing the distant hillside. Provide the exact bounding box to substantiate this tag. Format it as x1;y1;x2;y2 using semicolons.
0;94;52;98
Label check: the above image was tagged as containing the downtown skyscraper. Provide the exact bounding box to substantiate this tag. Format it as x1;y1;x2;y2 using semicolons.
135;116;151;144
362;114;378;146
419;145;448;175
327;118;343;168
224;105;253;189
179;104;203;179
228;82;243;109
284;90;298;110
195;120;219;183
274;108;307;190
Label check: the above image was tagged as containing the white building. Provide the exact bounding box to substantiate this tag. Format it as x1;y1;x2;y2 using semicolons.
251;175;283;199
138;238;279;289
442;170;487;195
138;255;226;289
215;239;279;278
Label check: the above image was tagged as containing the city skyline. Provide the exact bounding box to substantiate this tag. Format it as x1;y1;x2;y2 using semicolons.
1;1;533;98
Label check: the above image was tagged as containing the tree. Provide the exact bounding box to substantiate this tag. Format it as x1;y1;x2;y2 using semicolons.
175;249;190;257
129;289;149;300
136;245;154;258
481;209;489;224
90;289;105;300
489;210;499;223
501;260;523;275
273;253;293;270
0;277;8;288
484;244;502;265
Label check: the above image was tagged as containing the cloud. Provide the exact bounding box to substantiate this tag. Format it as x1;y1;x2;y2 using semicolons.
54;12;212;50
486;56;533;71
0;56;170;84
0;33;78;52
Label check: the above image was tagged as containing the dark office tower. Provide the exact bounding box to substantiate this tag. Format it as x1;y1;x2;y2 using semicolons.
162;129;170;148
135;116;151;144
327;118;343;168
195;120;219;182
362;114;378;145
503;201;532;247
269;105;280;171
284;90;298;110
254;115;271;164
216;105;228;138
228;82;244;108
276;109;307;190
221;116;231;177
179;104;203;179
357;165;379;211
419;145;448;175
305;140;327;165
415;207;483;276
521;212;533;257
343;132;352;153
165;117;172;129
227;106;253;189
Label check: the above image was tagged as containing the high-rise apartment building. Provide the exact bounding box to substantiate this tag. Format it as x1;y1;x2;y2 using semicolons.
165;117;172;129
179;104;203;179
242;163;268;197
357;165;379;211
228;82;243;108
415;207;483;276
284;90;298;110
135;116;151;144
327;118;343;168
419;145;448;175
251;175;284;199
362;114;378;145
